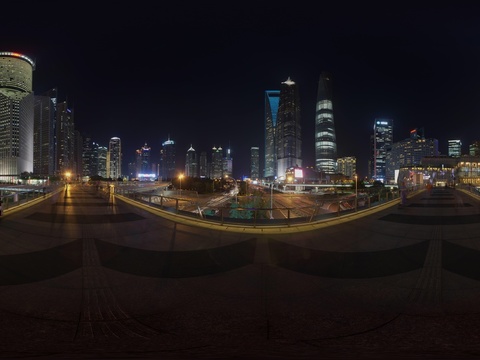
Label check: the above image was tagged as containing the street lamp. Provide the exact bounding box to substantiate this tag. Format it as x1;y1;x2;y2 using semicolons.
179;174;184;195
270;182;274;219
354;174;358;211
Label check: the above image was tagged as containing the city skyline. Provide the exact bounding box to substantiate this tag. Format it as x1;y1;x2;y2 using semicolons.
3;2;480;179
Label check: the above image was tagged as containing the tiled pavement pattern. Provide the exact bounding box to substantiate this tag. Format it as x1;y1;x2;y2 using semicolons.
1;185;480;358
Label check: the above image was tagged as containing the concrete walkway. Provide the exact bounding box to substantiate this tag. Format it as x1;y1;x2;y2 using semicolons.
0;184;480;359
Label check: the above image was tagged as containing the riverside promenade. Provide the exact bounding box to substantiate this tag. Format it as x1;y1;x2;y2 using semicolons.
1;183;480;359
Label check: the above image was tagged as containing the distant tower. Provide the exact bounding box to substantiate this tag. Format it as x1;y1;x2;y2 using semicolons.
0;51;35;182
199;151;208;178
160;136;176;181
469;141;480;156
276;77;301;180
211;146;223;179
97;145;107;178
448;139;462;157
314;72;337;175
185;145;198;177
264;90;280;179
82;135;99;178
33;88;57;177
107;137;122;179
136;142;151;177
371;118;393;182
250;146;260;179
223;146;232;178
55;100;75;176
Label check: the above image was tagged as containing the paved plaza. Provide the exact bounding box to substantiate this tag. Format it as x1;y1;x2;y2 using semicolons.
1;184;480;359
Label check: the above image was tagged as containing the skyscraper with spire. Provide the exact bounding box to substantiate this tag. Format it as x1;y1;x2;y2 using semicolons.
314;72;337;175
275;77;301;180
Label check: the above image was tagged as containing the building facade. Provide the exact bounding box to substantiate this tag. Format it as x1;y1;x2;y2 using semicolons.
314;72;337;175
264;90;280;179
136;143;152;178
159;136;176;181
107;137;122;179
82;135;99;178
211;146;223;179
185;145;198;177
0;52;35;182
97;145;107;178
448;139;462;157
337;156;356;178
250;146;260;179
389;129;439;183
55;100;75;177
371;118;393;183
33;88;56;177
275;77;301;180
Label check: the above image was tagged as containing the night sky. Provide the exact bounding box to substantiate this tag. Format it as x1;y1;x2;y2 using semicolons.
3;1;480;179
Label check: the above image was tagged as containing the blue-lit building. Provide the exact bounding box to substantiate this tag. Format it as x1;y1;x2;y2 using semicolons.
315;72;337;175
275;77;302;180
264;90;280;179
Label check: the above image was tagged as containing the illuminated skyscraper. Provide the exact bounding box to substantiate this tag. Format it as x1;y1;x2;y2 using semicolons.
33;88;56;177
211;146;223;179
136;142;151;177
97;145;107;178
264;90;280;179
82;135;98;178
107;137;122;179
276;77;301;180
160;136;175;180
55;100;75;176
250;146;260;179
371;118;393;183
314;72;337;175
448;139;462;157
0;52;35;182
185;145;198;177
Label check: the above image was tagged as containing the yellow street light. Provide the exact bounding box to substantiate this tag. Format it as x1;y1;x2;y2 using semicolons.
179;174;184;194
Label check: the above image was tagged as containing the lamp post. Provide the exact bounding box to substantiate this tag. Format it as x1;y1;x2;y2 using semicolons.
270;182;274;219
354;174;358;211
179;174;184;195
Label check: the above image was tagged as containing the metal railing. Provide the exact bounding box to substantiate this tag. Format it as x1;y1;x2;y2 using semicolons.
111;185;404;227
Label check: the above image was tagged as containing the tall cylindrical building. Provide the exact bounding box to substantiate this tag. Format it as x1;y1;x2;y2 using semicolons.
0;52;35;182
314;72;337;176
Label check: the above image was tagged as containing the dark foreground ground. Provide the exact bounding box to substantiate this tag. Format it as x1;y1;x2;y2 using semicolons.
1;184;480;359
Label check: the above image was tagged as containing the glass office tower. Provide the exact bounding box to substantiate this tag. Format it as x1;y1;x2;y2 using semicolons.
275;77;301;180
33;88;57;177
250;146;260;179
314;72;337;175
160;136;176;181
0;52;35;182
107;137;122;180
264;90;280;179
372;118;393;183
